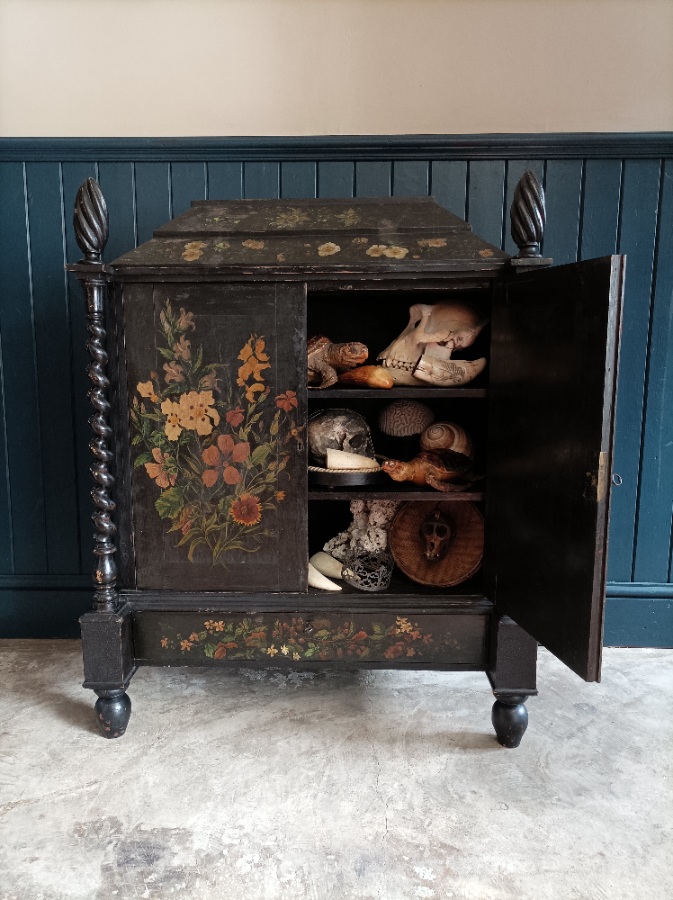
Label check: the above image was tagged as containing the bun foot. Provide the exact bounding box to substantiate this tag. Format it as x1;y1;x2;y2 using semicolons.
94;689;131;738
491;693;529;748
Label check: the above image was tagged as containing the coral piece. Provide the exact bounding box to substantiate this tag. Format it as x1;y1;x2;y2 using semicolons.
378;399;435;437
324;500;399;561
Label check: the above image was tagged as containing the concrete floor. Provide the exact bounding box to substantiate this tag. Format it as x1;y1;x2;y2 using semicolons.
0;642;671;900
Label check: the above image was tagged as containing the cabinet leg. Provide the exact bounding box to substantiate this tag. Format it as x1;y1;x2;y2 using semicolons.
491;693;529;748
94;689;131;739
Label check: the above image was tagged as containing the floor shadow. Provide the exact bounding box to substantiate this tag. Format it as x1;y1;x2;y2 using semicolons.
142;665;502;751
46;693;99;734
3;673;100;735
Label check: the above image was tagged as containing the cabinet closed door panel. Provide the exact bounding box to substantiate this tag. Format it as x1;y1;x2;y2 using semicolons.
123;281;307;592
489;256;624;681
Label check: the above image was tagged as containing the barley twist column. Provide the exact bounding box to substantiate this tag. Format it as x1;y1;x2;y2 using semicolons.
73;178;118;613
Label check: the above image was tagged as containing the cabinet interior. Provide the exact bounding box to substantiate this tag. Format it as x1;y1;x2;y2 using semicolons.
306;284;494;602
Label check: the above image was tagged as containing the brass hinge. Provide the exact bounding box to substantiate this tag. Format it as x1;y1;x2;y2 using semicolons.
584;451;608;502
595;451;608;502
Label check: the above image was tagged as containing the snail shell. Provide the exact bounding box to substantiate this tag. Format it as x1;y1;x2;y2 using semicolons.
378;400;434;437
420;422;473;458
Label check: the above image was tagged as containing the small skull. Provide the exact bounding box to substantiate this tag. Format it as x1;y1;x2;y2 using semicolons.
420;508;453;561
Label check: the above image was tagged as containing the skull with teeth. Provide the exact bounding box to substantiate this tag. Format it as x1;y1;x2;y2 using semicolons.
377;301;488;386
420;507;453;561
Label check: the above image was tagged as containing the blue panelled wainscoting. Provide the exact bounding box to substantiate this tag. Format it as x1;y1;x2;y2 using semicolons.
1;134;672;643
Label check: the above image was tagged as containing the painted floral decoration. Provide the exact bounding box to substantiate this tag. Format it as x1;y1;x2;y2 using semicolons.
366;244;409;259
335;208;361;227
417;238;447;248
182;241;207;261
130;299;296;563
158;615;436;661
272;208;310;228
317;242;341;257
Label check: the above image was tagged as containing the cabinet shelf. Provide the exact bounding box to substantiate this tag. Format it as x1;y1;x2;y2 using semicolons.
307;387;487;400
308;488;484;501
307;578;489;603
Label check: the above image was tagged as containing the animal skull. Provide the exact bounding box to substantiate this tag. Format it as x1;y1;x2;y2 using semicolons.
420;508;453;561
378;302;488;386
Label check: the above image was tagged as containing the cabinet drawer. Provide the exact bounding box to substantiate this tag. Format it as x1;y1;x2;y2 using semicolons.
133;610;488;667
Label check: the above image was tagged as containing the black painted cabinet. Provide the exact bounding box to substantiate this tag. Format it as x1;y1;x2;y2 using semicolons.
68;179;623;744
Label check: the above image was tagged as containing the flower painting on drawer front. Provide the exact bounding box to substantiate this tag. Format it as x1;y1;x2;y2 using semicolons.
158;615;438;662
130;299;298;564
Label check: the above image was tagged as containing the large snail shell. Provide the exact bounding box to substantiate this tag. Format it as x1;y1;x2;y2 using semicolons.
420;422;473;457
378;400;434;437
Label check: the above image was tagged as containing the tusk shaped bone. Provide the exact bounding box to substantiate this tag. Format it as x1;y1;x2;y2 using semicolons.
325;449;380;471
413;356;486;387
308;562;342;591
309;551;344;579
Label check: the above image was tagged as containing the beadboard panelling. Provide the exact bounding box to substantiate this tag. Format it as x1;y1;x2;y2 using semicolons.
633;160;673;584
0;134;672;642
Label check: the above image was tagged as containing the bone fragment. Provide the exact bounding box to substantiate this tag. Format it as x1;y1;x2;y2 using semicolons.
308;562;342;591
309;551;344;579
413;356;487;387
325;449;380;471
338;365;394;389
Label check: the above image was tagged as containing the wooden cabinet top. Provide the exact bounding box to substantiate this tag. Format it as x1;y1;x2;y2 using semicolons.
108;198;509;275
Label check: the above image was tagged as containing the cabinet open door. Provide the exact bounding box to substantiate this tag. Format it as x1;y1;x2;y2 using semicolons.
489;256;624;681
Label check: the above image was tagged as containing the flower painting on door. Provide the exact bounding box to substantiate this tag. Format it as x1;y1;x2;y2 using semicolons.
130;299;297;564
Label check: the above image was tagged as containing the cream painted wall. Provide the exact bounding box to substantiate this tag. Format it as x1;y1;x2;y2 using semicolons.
1;0;672;136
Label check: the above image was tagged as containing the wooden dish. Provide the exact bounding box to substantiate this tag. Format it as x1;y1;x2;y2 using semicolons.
389;500;484;587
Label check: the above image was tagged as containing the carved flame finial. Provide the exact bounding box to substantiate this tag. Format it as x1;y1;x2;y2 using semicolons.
510;170;546;259
73;178;109;262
